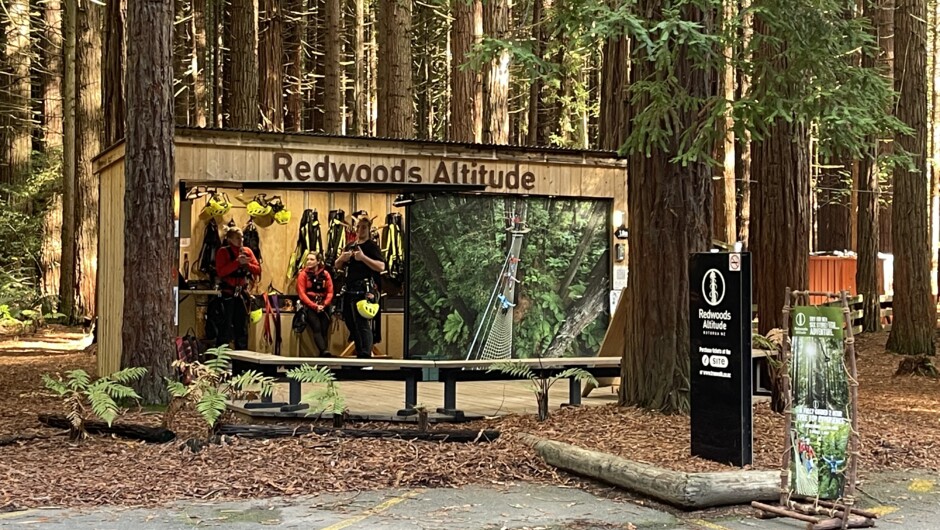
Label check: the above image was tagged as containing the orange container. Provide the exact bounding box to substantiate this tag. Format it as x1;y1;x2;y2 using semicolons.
808;255;857;305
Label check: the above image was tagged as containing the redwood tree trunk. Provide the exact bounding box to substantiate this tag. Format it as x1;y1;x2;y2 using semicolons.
877;0;894;254
449;0;483;142
351;0;366;135
258;0;284;131
599;8;628;152
322;0;343;134
376;0;413;138
43;0;64;149
191;0;208;127
619;2;715;414
227;0;259;128
526;0;543;146
736;0;752;248
887;0;935;355
284;0;305;132
815;161;852;251
72;0;103;322
2;0;32;185
714;0;736;245
484;0;509;144
123;0;176;403
60;0;77;317
857;0;883;332
103;0;126;145
751;15;810;335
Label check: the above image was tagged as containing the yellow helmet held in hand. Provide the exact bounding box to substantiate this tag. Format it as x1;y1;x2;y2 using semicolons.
356;299;379;319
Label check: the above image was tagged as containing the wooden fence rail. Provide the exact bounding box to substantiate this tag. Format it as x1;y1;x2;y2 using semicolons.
750;295;893;336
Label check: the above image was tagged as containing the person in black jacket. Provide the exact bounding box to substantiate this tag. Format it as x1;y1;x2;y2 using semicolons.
335;216;385;358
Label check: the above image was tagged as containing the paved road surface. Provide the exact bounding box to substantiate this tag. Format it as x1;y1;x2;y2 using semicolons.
1;471;935;529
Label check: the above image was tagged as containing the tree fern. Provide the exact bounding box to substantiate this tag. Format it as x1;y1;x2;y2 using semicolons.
286;365;346;416
109;367;148;385
41;366;147;438
487;361;536;380
551;368;598;388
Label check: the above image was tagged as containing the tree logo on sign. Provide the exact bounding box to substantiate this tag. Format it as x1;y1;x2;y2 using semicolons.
702;268;726;306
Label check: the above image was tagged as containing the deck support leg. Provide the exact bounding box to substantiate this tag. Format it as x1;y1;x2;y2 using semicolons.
436;371;465;419
280;379;309;412
562;377;582;408
397;370;420;416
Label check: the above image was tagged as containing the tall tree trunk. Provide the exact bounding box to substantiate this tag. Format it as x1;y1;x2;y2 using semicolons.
2;0;32;185
526;0;542;146
174;0;190;124
191;0;208;127
484;0;509;144
751;15;810;335
322;0;343;133
43;0;64;148
887;0;935;355
376;0;413;138
227;0;259;128
736;0;752;248
619;2;715;414
211;0;224;126
284;0;305;132
40;194;63;307
72;0;103;322
123;0;176;404
103;0;126;145
815;161;852;251
599;26;628;151
351;0;366;135
877;0;894;254
932;0;940;302
258;0;284;130
59;0;77;318
449;0;482;142
713;0;736;245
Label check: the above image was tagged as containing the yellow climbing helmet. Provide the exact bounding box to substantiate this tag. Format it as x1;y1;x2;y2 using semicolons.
246;194;272;218
249;307;263;324
204;192;231;216
269;196;291;225
356;299;379;319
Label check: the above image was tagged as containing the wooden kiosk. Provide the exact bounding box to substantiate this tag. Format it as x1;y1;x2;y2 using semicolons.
93;128;627;413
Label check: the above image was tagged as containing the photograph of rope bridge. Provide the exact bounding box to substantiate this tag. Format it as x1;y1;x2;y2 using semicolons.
408;194;610;360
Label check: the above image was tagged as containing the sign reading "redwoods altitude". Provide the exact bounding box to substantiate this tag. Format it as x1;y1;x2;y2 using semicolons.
272;152;538;191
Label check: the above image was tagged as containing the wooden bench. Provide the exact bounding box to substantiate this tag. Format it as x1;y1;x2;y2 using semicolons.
228;351;622;418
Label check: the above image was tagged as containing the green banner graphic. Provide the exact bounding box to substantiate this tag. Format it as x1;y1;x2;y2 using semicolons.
789;305;850;499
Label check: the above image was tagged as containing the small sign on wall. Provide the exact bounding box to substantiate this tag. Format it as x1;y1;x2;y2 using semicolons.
609;290;622;315
613;265;628;291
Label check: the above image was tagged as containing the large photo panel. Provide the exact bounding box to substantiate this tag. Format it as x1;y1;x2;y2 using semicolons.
407;194;610;360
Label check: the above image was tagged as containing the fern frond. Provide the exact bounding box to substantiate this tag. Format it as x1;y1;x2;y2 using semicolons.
551;368;599;388
65;369;91;391
487;361;536;380
196;388;227;427
109;367;147;384
287;364;336;384
88;389;120;426
41;374;69;395
166;380;190;398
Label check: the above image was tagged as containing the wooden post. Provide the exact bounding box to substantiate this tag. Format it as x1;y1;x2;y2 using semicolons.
840;289;860;530
780;286;794;506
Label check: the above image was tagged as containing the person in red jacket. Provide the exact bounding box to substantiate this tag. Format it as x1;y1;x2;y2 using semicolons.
296;252;334;356
214;226;261;349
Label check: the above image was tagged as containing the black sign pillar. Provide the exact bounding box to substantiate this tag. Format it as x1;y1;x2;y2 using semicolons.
689;252;752;466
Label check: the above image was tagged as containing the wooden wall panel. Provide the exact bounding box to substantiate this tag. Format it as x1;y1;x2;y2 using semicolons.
97;161;126;376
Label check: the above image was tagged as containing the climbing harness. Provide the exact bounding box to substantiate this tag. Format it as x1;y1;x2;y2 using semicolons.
286;209;324;281
325;209;348;271
382;213;405;285
196;218;223;279
243;219;262;263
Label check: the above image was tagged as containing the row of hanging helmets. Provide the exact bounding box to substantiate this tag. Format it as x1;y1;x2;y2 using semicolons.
194;188;405;291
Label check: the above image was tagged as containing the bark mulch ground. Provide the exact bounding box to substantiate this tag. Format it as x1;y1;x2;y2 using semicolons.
0;329;936;509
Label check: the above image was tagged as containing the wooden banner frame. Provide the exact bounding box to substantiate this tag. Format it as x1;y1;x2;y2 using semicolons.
751;288;876;530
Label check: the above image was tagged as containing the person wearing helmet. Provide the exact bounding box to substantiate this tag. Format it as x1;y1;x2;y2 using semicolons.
215;226;262;350
335;216;385;358
296;252;334;356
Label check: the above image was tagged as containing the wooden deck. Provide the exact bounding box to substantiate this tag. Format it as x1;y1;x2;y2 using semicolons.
268;379;621;418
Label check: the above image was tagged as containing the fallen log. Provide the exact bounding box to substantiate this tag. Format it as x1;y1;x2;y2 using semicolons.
38;414;176;443
519;433;779;509
0;433;50;446
217;424;500;442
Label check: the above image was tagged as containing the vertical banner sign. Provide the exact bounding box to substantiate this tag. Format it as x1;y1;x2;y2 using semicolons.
689;252;753;466
790;305;849;500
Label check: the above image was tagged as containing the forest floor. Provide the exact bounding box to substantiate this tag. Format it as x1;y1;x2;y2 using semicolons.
0;328;937;510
